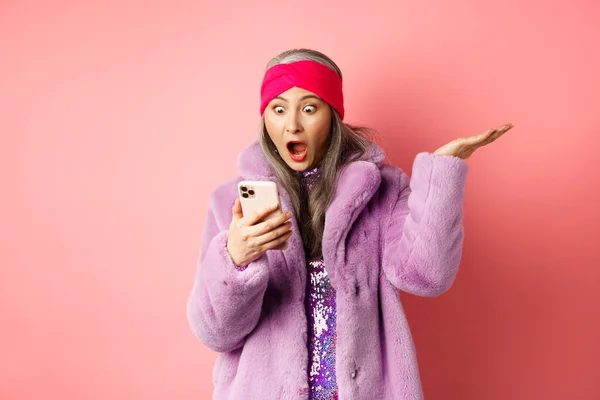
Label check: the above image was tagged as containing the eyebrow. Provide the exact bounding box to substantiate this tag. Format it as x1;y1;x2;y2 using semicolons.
274;94;322;102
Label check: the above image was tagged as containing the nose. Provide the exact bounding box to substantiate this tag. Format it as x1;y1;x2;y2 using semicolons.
285;110;302;134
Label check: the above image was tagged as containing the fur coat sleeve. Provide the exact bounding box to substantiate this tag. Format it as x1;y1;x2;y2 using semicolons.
186;181;270;353
382;152;469;297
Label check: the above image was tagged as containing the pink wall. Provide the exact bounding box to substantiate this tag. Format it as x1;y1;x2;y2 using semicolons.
1;1;599;399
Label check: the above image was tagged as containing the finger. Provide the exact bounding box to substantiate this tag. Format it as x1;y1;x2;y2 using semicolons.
232;198;244;220
487;124;514;143
247;211;292;237
476;128;495;141
489;131;504;142
461;129;493;147
482;128;496;138
460;123;513;152
253;222;292;246
260;229;293;252
489;123;513;137
245;202;281;226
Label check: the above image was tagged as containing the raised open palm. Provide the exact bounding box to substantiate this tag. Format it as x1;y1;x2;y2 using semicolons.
434;123;514;159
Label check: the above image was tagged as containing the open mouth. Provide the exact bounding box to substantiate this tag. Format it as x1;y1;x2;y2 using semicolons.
286;141;308;162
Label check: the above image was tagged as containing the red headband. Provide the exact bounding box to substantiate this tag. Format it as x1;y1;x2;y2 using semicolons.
260;60;345;120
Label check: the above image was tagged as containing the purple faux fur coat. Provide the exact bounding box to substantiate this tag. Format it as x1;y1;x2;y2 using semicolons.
187;140;469;399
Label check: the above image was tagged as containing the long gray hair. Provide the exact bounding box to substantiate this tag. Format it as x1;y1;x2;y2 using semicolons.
260;49;376;259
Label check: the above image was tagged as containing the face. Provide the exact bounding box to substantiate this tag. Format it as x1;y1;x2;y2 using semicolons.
264;87;332;172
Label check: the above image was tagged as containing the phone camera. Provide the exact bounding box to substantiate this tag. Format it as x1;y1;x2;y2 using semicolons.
248;190;255;195
242;193;249;198
240;186;248;192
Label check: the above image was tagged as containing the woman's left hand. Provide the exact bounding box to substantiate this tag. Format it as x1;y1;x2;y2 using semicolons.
433;123;514;159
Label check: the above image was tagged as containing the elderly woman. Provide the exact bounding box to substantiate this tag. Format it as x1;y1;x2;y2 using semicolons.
186;48;513;400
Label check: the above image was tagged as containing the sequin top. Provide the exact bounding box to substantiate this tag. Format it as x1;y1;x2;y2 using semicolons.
300;167;339;400
234;167;338;400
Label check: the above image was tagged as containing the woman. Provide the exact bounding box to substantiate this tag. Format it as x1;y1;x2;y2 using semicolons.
186;48;513;400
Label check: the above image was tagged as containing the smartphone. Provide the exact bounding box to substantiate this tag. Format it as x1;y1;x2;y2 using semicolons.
237;180;288;250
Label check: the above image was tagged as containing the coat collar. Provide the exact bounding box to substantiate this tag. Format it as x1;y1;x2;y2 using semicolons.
237;140;385;288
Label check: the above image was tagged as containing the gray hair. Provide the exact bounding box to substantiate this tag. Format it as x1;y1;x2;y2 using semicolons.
260;48;375;259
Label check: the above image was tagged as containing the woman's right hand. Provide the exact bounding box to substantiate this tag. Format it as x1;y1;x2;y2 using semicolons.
226;198;293;268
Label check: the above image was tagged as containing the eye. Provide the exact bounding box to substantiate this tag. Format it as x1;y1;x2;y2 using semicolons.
303;105;316;113
273;106;285;114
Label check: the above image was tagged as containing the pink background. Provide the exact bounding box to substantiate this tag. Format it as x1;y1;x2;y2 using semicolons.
2;1;599;399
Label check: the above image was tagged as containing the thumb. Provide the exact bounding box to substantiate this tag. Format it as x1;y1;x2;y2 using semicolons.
231;198;244;220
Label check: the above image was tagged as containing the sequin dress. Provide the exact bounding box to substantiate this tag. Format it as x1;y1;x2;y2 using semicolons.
301;167;339;400
234;167;338;399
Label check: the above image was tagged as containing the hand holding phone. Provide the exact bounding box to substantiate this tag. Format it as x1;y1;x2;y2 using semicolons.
226;181;293;268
